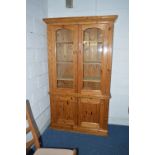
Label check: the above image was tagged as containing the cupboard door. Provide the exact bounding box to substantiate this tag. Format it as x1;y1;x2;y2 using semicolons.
78;98;101;129
78;24;108;95
51;95;77;128
78;98;109;131
49;25;78;93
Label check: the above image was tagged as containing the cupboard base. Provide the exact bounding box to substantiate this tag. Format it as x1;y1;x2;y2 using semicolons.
50;124;108;136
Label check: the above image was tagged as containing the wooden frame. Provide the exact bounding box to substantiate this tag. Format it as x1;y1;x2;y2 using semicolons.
26;100;40;152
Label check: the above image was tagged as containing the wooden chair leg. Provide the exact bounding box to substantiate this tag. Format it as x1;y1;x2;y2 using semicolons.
73;149;77;155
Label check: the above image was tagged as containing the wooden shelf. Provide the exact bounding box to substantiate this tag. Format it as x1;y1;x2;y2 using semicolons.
84;61;101;64
57;78;73;81
83;41;103;44
56;41;73;44
57;61;73;64
83;78;101;83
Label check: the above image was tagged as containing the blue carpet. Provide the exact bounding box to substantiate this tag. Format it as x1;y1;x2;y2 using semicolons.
41;125;129;155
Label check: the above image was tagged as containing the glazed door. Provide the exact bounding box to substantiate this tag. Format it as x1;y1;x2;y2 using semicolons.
49;25;78;127
78;24;108;95
50;25;78;93
77;24;108;130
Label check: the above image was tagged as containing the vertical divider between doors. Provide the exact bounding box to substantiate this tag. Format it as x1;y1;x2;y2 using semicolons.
77;24;82;127
75;25;79;127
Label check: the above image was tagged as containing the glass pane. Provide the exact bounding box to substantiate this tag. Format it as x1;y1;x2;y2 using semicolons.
83;81;100;90
83;28;103;90
84;28;103;42
56;43;73;62
57;63;73;79
83;63;101;80
57;80;73;88
56;29;74;88
56;29;73;42
83;42;102;62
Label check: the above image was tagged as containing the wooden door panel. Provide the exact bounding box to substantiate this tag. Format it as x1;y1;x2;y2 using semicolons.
52;96;77;127
55;100;64;120
78;98;100;129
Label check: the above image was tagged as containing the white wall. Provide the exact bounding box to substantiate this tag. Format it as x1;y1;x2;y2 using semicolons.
48;0;129;125
26;0;50;133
